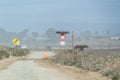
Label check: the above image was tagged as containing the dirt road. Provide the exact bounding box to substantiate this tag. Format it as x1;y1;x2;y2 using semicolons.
27;51;54;59
0;51;75;80
0;51;110;80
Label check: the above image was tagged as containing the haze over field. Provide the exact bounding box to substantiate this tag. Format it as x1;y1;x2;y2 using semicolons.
0;0;120;34
0;1;120;80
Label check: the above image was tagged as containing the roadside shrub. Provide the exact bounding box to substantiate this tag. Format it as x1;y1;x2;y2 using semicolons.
52;49;120;73
0;50;10;60
52;49;107;71
12;49;29;57
0;56;2;60
103;67;120;80
52;49;120;80
22;49;30;55
51;52;63;64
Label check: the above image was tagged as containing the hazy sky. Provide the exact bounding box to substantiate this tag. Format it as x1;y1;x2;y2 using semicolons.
0;0;120;34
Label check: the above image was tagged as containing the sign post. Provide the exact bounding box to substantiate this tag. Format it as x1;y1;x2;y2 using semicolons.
11;38;20;57
72;31;75;62
56;31;69;64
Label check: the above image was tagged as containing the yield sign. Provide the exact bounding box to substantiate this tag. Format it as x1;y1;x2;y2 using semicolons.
59;34;66;41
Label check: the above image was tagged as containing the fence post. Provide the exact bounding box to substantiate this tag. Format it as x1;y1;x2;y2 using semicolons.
72;31;75;62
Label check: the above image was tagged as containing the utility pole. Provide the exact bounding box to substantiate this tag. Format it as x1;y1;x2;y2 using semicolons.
72;31;75;62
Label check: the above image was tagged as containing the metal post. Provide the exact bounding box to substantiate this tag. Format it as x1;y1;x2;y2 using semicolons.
61;44;65;64
72;31;75;62
62;45;64;64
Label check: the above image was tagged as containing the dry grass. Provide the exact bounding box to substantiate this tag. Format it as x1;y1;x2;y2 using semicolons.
51;49;120;80
35;59;111;80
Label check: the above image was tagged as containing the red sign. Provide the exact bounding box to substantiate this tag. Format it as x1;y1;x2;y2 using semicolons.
59;34;66;41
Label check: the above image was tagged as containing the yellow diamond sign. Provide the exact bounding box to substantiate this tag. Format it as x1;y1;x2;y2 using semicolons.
12;38;20;45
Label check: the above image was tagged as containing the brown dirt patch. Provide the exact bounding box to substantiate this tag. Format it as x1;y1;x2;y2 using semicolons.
0;57;24;71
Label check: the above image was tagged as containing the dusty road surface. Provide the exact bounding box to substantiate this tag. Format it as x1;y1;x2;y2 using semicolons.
27;51;54;59
0;60;75;80
0;51;75;80
0;51;110;80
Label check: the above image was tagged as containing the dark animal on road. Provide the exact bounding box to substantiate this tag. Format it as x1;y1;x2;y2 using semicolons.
74;45;88;52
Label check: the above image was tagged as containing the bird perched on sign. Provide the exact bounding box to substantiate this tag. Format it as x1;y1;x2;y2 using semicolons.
56;31;69;36
56;31;69;41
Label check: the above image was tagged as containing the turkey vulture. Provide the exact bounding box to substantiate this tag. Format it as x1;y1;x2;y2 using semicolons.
74;45;88;51
56;31;69;36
